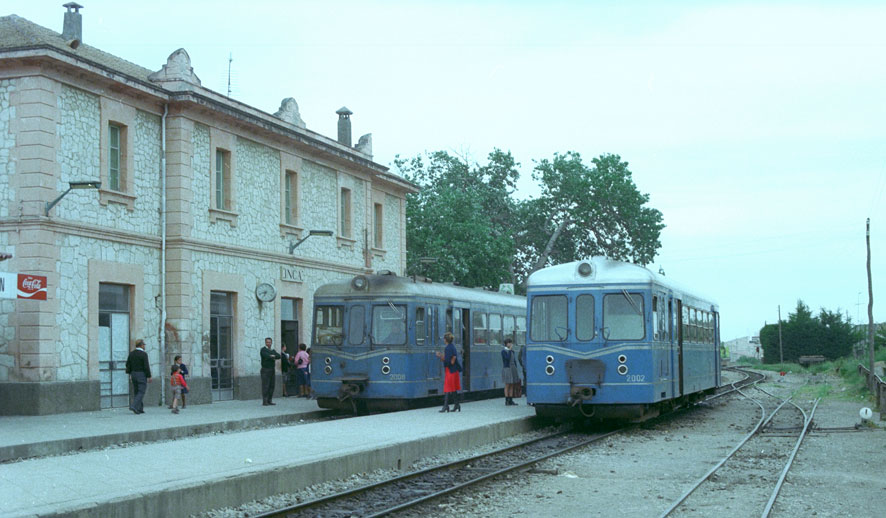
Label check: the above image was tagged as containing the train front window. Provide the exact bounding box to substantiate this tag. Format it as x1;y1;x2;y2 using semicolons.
530;295;567;342
315;305;344;345
348;305;365;345
372;304;406;345
603;293;645;340
575;294;595;341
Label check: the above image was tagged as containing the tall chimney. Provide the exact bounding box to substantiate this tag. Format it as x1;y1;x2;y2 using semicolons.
62;2;84;45
336;106;353;147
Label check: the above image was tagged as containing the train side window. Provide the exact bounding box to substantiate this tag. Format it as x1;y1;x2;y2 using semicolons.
530;295;567;342
453;310;462;345
516;316;526;346
348;305;364;345
415;307;426;346
576;294;595;341
473;313;487;344
603;293;645;340
682;306;690;342
489;313;503;345
315;305;344;345
503;315;516;344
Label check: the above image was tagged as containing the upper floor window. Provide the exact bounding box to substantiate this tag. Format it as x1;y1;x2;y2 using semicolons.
373;202;383;248
108;123;124;191
284;171;298;225
215;149;231;210
340;187;352;237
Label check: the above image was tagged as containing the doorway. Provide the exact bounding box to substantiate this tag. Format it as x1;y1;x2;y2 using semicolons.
98;283;131;408
210;291;234;401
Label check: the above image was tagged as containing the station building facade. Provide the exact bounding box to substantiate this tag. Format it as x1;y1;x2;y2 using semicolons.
0;8;417;414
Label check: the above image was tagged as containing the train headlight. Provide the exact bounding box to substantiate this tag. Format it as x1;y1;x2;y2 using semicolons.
381;365;391;375
617;364;628;375
325;357;332;365
617;354;627;364
577;262;593;277
546;355;554;364
382;356;390;365
324;365;333;375
351;275;368;290
545;365;555;376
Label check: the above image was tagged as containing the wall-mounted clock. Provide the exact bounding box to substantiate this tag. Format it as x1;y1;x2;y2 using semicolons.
255;282;277;302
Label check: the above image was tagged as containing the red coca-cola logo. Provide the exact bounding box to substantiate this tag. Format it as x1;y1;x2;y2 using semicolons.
18;274;47;300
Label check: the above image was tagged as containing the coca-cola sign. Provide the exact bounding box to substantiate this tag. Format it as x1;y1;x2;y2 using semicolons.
17;274;47;300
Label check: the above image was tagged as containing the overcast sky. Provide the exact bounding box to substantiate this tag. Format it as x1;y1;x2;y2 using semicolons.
15;1;885;340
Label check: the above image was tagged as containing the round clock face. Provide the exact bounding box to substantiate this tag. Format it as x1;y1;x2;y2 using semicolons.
255;283;277;302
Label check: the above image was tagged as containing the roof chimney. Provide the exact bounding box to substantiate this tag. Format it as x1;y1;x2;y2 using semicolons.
62;3;84;46
336;107;353;147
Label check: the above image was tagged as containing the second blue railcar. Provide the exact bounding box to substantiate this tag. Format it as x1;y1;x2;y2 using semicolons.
526;257;720;421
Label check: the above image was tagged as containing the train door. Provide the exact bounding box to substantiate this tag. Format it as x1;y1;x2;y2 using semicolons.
676;299;684;397
713;310;721;385
461;308;471;391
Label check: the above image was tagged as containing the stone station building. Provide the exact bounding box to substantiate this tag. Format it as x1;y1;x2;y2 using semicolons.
0;5;417;415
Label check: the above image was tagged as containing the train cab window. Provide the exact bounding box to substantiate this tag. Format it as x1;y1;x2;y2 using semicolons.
530;295;567;342
473;313;487;344
489;314;503;345
415;307;426;346
516;316;526;346
653;296;660;340
315;306;344;345
372;304;406;345
575;294;595;341
348;305;365;345
603;293;645;340
653;296;667;341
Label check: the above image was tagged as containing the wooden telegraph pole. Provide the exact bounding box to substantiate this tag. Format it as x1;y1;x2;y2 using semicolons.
867;218;874;391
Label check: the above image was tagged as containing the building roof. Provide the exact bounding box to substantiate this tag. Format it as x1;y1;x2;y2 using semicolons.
0;14;156;82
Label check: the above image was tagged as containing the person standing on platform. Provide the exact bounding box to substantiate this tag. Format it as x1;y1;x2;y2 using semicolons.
501;338;521;406
260;337;281;406
436;332;461;412
125;339;152;415
280;344;292;397
169;364;187;414
169;355;189;408
294;343;310;398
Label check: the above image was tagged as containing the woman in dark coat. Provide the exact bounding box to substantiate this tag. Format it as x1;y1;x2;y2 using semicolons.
436;331;461;412
501;338;520;405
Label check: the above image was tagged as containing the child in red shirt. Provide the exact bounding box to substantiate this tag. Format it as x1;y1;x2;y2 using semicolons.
170;364;188;414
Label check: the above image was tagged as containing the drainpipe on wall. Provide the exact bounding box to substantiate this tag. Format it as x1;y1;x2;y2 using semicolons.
159;104;168;405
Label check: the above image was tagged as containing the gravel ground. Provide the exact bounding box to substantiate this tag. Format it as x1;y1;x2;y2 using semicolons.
195;370;886;518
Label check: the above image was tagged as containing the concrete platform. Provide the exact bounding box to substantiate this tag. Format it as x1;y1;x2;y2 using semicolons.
0;397;330;463
0;398;536;518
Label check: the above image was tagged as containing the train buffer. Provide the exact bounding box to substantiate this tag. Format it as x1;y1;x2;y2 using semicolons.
799;355;826;367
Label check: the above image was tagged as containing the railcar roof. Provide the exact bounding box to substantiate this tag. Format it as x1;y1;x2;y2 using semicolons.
528;257;717;307
314;274;526;308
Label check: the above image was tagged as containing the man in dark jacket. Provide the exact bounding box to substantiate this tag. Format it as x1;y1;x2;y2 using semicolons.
260;337;281;405
125;339;152;414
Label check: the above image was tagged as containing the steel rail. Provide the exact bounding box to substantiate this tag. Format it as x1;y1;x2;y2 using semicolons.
253;427;622;518
659;381;780;517
761;397;820;518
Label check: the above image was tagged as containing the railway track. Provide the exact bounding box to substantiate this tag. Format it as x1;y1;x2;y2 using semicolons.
659;379;820;517
253;427;625;518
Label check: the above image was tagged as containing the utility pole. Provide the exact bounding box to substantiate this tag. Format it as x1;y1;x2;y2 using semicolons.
867;218;874;391
778;305;784;363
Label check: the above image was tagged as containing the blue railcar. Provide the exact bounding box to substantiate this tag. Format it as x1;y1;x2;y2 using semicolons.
526;257;720;421
311;273;526;412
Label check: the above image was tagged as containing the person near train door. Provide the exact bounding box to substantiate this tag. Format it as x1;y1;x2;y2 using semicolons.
501;338;521;405
260;337;281;406
436;332;462;412
294;343;311;398
125;339;152;415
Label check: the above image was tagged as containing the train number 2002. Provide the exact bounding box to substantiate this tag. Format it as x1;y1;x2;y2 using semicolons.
626;374;646;382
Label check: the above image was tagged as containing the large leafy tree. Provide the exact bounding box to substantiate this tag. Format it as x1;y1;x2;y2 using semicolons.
396;149;664;290
516;152;664;285
394;150;519;288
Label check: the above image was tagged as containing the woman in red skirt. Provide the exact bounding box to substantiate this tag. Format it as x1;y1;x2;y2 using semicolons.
436;331;461;412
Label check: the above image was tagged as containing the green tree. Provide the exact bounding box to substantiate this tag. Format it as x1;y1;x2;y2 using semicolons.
394;150;519;288
517;152;664;286
759;300;857;363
